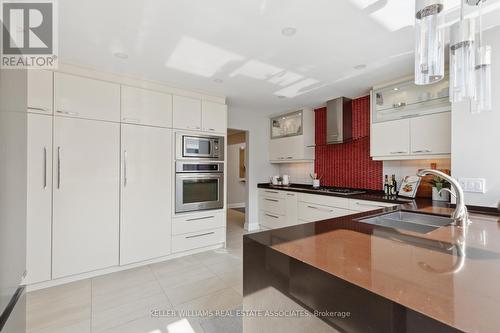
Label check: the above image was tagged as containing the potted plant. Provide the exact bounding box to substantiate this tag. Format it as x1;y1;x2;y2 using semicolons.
429;176;451;202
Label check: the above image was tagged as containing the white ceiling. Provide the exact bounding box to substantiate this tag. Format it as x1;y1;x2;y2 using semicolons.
59;0;500;114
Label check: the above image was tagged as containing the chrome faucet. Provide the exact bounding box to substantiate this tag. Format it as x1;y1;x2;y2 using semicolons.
416;169;469;226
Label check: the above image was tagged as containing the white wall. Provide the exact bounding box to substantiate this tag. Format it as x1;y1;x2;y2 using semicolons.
278;162;314;185
227;143;246;207
383;159;451;187
451;26;500;208
228;107;279;231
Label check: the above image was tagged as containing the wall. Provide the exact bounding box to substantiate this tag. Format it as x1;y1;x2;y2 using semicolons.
315;96;383;190
383;159;451;185
228;107;279;231
279;163;314;185
451;26;500;208
227;142;246;207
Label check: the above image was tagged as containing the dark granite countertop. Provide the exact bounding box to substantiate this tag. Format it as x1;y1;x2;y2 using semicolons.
246;191;500;332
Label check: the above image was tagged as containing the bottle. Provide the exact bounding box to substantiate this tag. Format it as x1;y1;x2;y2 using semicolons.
384;175;390;196
391;175;398;196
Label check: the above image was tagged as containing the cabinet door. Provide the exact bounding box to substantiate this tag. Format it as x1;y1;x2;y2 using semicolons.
27;70;53;114
284;192;298;226
120;124;172;265
172;95;201;130
371;119;410;158
121;86;173;127
52;117;120;278
54;73;120;122
202;101;227;134
410;112;451;155
26;114;52;284
298;202;351;223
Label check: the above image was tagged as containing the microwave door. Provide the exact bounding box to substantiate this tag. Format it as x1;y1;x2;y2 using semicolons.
183;137;213;158
176;174;224;213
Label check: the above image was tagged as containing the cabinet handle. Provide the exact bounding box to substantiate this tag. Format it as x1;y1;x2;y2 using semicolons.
286;157;293;159
265;190;279;194
28;107;49;112
355;202;386;208
57;147;61;189
122;117;140;123
264;198;279;202
286;193;295;196
265;213;280;219
186;216;215;222
390;151;407;154
56;110;79;116
307;205;333;213
393;102;406;108
43;147;47;189
412;149;432;153
123;150;128;187
208;128;216;131
185;231;215;239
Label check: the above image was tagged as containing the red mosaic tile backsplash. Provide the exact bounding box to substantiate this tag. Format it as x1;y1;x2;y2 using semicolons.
314;95;383;190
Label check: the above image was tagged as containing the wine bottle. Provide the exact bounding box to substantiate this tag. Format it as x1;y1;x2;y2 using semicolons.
384;175;390;196
391;175;398;196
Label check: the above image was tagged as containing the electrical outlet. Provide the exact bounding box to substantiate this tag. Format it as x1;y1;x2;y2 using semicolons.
458;178;486;193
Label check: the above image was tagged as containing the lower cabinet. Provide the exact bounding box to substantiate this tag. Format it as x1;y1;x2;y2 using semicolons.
26;113;53;284
171;212;226;253
52;117;120;278
298;202;352;223
172;227;226;253
120;124;172;265
258;189;298;229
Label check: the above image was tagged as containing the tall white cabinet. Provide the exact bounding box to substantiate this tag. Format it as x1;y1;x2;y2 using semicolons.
26;113;53;284
120;124;172;265
52;117;120;278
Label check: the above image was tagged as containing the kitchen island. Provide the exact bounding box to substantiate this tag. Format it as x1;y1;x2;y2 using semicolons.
243;197;500;333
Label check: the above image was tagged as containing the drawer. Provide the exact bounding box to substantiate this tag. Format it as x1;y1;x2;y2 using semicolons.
297;193;349;209
298;202;352;223
259;211;288;230
172;212;225;235
349;200;398;212
259;196;286;215
259;188;285;199
172;227;226;253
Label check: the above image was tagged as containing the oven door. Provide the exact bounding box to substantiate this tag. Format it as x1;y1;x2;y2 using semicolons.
175;173;224;213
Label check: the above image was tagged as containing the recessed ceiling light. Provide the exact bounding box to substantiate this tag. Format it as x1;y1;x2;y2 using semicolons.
114;52;128;59
213;78;223;83
393;87;399;91
353;64;367;70
281;27;297;37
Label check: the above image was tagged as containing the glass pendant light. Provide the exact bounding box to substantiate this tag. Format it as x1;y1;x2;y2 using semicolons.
415;0;445;85
449;5;476;103
473;1;492;112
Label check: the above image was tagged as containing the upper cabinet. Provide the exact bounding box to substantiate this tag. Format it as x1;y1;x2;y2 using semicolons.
54;73;120;122
202;101;227;134
372;76;450;123
28;69;53;114
172;95;202;131
121;86;173;127
370;76;451;160
269;108;315;163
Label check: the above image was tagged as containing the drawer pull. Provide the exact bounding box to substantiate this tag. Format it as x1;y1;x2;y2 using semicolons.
265;213;280;219
355;202;386;208
265;190;279;194
286;193;295;196
123;117;140;123
185;231;215;239
56;110;80;116
390;151;407;154
412;149;432;153
307;205;333;213
264;198;279;202
186;216;215;222
28;107;49;112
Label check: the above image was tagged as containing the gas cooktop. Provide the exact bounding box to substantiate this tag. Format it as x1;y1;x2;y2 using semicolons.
313;187;366;195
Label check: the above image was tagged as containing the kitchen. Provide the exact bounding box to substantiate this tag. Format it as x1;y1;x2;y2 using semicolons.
0;1;499;333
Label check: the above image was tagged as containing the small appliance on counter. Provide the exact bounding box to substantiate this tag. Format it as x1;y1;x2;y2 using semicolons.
310;173;322;188
282;175;290;186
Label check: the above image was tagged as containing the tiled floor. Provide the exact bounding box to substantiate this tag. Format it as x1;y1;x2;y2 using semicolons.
26;209;246;333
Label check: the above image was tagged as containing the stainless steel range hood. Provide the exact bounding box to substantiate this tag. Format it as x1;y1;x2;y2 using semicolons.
326;97;352;144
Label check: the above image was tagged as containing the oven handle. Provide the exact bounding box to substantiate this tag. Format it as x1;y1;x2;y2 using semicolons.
176;174;223;180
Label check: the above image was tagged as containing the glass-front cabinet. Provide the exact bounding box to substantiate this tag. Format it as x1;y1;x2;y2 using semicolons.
270;110;303;139
371;76;451;123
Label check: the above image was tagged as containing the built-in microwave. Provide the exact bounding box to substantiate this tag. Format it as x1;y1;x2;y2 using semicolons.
175;133;224;161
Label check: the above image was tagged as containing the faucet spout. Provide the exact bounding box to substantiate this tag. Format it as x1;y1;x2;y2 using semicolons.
416;169;469;226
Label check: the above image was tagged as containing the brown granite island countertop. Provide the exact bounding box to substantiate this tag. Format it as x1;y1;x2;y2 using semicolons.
243;196;500;333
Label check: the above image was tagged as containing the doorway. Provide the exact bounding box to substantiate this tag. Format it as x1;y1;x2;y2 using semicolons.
226;128;248;232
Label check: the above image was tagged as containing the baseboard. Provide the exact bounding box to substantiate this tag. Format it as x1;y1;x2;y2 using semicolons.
228;203;245;209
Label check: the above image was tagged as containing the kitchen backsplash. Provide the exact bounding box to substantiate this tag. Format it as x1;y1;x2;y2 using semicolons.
278;162;314;185
383;159;452;184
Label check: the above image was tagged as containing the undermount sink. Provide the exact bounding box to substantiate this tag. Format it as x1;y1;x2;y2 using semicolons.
356;211;453;234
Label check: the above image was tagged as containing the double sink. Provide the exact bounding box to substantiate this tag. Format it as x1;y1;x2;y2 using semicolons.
356;211;453;234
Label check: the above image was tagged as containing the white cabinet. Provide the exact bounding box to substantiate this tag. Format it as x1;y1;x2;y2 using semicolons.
202;101;227;134
52;117;120;278
172;95;202;131
172;227;226;254
120;124;172;265
121;86;173;127
26;114;52;284
284;192;298;225
27;70;53;114
298;202;352;223
410;112;451;156
54;73;120;122
269;108;315;163
371;119;411;159
172;211;226;236
349;199;397;212
371;112;451;160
